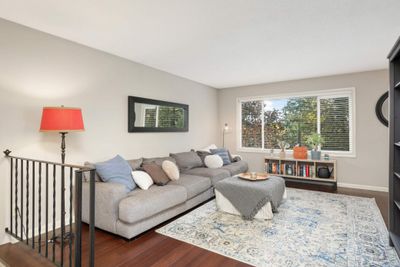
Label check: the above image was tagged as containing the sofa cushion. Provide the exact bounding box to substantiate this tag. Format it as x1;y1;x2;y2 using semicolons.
170;151;203;171
204;155;223;169
131;171;153;190
210;148;231;165
142;163;170;186
170;174;211;199
196;151;211;165
143;157;176;166
127;158;143;170
182;167;230;186
162;160;180;180
95;155;136;190
119;185;187;224
221;160;249;176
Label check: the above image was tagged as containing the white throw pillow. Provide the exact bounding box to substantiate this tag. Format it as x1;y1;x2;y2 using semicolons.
131;171;153;190
204;155;223;169
198;144;218;153
162;160;180;180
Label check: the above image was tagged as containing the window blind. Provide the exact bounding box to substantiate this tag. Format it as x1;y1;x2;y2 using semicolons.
319;96;351;152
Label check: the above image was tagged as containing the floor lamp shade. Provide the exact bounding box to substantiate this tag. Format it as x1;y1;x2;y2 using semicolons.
40;107;84;132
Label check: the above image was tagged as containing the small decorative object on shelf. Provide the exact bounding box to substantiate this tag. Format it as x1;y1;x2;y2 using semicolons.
277;141;290;158
293;145;308;159
269;148;274;156
324;153;330;160
264;155;337;190
306;133;324;160
317;166;332;178
286;164;293;175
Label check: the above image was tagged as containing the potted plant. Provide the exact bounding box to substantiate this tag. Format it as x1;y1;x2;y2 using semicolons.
306;133;324;160
277;140;290;158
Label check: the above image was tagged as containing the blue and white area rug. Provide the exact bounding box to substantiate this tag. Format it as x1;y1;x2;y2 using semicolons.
156;188;400;266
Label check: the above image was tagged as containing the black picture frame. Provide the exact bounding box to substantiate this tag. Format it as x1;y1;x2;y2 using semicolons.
375;91;389;127
128;96;189;132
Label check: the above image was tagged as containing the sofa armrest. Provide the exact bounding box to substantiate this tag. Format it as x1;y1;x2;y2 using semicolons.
82;182;129;233
231;154;242;162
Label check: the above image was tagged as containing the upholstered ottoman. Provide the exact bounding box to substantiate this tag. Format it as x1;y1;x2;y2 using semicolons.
215;175;286;220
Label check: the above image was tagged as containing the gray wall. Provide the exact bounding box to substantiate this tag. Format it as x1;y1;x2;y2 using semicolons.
0;19;219;244
218;70;389;191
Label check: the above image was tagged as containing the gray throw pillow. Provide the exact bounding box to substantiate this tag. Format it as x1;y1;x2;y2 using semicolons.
127;158;143;170
210;148;232;166
170;151;203;171
196;151;211;166
95;155;136;191
143;157;176;166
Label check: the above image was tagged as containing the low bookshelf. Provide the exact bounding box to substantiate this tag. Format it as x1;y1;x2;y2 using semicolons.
264;156;337;190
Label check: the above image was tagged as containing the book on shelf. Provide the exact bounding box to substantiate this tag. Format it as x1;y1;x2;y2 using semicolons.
266;161;297;176
296;164;314;178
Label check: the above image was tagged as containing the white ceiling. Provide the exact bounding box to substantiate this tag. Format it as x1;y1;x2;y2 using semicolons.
0;0;399;88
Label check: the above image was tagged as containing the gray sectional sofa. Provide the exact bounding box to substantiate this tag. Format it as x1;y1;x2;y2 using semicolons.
81;155;248;239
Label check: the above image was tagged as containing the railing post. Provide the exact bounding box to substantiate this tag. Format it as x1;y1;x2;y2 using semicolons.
25;160;29;245
89;169;95;267
38;163;42;254
32;161;35;249
69;167;73;267
20;159;23;241
52;164;56;263
10;157;13;235
45;163;49;258
74;170;83;267
60;165;65;267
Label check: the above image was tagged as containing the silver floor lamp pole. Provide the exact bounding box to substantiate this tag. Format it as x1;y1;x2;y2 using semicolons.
222;123;228;147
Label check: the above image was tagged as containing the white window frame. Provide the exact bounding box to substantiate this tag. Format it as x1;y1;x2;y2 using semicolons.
236;87;356;158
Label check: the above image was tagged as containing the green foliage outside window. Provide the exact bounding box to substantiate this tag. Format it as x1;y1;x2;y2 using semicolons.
241;94;351;152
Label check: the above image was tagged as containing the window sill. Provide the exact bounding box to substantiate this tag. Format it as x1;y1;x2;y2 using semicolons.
236;148;356;158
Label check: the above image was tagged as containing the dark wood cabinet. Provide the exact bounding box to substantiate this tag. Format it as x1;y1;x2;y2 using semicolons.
388;36;400;255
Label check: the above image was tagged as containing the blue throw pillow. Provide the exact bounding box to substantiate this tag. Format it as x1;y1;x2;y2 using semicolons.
95;155;136;191
210;148;232;166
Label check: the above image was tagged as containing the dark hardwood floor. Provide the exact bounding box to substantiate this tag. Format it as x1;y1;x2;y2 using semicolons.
0;185;389;267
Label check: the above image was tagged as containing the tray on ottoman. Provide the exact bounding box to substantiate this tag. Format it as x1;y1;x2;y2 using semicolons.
238;172;269;181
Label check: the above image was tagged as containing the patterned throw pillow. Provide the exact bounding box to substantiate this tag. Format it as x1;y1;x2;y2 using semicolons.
210;148;232;166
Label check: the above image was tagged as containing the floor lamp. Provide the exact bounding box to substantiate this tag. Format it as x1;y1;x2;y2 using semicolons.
40;106;85;242
40;106;85;163
222;123;229;148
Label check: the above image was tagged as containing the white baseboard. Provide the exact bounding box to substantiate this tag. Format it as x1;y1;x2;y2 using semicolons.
337;182;388;192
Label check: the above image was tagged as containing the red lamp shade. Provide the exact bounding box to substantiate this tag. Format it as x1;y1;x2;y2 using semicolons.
40;107;85;132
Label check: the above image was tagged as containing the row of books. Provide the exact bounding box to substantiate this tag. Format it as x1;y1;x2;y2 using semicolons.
297;164;315;178
265;161;315;178
265;162;296;176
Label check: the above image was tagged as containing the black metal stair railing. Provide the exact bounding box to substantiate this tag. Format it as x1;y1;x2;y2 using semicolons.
3;149;95;267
